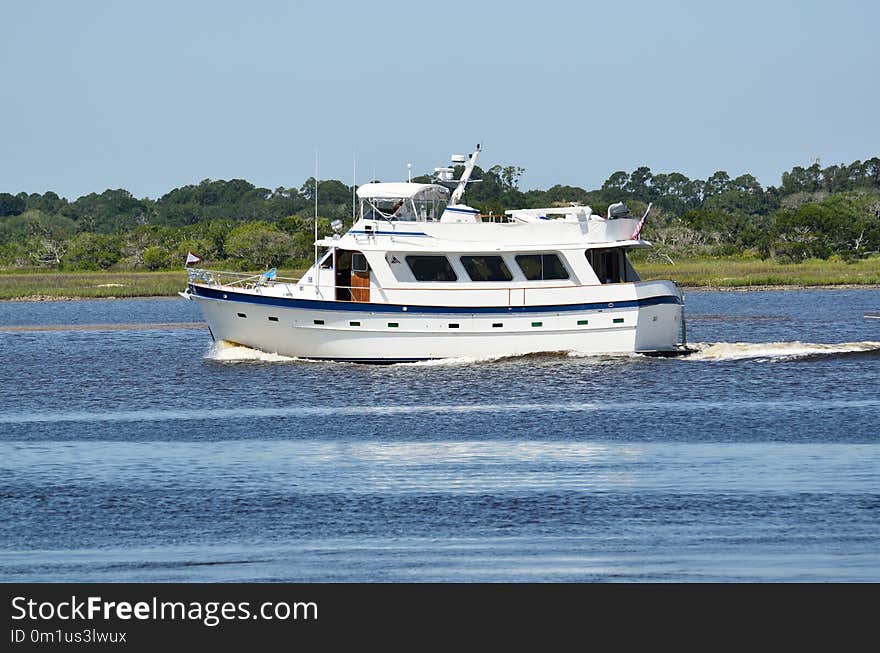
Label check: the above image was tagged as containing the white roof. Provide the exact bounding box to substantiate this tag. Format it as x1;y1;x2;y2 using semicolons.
356;182;448;200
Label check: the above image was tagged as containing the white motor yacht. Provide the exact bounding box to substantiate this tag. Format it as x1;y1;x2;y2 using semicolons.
181;146;688;362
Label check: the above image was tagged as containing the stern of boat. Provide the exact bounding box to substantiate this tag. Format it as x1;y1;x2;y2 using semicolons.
633;280;687;353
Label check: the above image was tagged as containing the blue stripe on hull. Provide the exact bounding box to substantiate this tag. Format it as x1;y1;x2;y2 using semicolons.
189;284;680;315
348;229;428;237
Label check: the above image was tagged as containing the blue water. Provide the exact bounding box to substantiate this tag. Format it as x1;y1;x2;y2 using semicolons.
1;289;879;581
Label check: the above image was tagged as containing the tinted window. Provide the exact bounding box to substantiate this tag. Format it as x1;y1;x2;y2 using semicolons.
405;255;458;281
516;254;543;280
352;253;368;272
460;256;513;282
515;254;569;280
542;254;568;279
587;249;624;283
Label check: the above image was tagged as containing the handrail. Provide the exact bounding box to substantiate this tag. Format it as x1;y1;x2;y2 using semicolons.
187;270;662;295
187;268;677;304
187;268;301;289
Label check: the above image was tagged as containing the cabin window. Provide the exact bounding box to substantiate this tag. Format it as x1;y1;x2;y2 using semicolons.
587;249;627;284
405;255;458;282
460;256;513;282
413;199;448;222
515;254;569;281
352;253;369;273
362;198;414;221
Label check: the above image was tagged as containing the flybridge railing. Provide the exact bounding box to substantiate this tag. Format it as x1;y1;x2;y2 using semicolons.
187;268;301;289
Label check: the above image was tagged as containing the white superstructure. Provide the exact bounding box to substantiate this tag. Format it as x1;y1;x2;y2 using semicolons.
181;147;687;362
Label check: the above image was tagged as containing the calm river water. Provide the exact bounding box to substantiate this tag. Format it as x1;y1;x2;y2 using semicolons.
1;289;878;581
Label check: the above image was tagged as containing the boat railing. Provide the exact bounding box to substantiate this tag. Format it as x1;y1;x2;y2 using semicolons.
187;268;301;289
188;270;682;306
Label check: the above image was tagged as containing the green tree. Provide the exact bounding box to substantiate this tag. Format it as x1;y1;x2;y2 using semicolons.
142;246;169;271
601;171;629;193
0;193;26;217
62;233;122;270
70;189;151;233
625;166;653;197
488;165;526;192
703;171;731;198
225;221;295;268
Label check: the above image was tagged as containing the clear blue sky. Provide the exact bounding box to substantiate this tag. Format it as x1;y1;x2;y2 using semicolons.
2;0;878;200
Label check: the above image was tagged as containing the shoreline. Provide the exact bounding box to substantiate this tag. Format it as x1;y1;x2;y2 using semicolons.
2;283;878;302
684;283;880;292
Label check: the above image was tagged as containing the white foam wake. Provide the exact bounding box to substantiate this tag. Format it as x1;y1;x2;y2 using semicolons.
205;341;300;363
685;341;880;361
202;339;880;365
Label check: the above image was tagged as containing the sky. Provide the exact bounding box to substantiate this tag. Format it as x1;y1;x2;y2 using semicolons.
1;0;878;200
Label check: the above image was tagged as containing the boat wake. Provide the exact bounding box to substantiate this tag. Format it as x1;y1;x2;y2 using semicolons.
404;343;880;365
202;340;880;365
205;341;301;363
683;341;880;362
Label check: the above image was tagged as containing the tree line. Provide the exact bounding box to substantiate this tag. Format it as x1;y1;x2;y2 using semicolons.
1;157;878;271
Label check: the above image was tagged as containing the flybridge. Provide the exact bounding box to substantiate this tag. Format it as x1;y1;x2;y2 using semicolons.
352;144;650;236
355;145;484;224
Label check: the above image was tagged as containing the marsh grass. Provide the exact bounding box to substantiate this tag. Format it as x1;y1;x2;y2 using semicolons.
634;256;880;287
1;258;878;299
0;268;307;300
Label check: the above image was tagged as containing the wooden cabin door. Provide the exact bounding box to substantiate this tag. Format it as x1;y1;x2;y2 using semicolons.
350;252;370;302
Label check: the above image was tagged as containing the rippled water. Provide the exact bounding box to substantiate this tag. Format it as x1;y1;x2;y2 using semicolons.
1;289;879;581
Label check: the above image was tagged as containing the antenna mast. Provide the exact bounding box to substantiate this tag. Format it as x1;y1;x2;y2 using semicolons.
450;143;481;205
314;150;319;294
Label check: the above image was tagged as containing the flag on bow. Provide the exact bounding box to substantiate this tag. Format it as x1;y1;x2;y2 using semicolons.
185;252;202;266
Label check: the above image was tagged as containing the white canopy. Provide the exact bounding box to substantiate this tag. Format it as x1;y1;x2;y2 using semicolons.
356;182;448;200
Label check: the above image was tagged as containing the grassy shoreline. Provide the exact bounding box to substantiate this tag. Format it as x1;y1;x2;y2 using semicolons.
1;257;879;300
635;256;880;288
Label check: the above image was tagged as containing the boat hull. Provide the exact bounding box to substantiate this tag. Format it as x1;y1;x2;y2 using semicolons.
186;282;684;362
